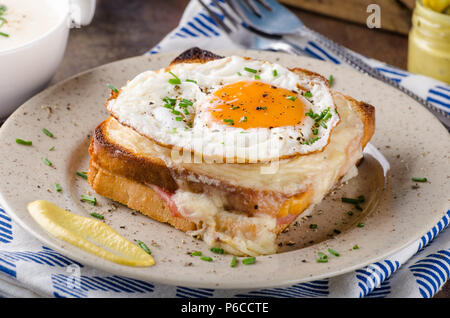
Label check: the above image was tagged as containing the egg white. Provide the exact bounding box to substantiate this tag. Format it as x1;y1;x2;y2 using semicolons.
107;56;339;162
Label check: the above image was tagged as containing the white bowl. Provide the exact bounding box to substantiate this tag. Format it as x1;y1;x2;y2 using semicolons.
0;0;96;119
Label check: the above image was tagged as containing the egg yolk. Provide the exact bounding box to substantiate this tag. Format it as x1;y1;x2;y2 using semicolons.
210;81;306;129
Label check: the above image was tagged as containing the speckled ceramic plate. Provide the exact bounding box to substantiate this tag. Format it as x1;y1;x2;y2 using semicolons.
0;50;448;289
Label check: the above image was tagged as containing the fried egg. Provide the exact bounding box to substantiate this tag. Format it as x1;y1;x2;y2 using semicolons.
107;56;339;162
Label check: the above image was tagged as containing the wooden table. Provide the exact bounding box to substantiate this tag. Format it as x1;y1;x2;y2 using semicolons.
52;0;448;298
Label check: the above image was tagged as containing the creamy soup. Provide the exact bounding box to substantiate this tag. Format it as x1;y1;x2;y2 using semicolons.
0;0;63;52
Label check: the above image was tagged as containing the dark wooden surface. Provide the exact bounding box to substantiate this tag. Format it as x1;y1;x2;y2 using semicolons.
51;0;448;298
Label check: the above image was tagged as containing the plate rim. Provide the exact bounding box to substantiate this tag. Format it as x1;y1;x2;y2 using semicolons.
0;50;448;289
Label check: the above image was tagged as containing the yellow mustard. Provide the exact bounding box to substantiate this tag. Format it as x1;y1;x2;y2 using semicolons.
408;0;450;83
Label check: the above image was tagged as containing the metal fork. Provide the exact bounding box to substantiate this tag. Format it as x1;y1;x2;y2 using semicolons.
197;0;308;57
226;0;450;129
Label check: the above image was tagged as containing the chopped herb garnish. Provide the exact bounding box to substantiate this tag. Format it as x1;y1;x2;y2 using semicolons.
302;137;320;145
357;223;365;228
137;240;151;254
200;256;213;262
254;75;261;80
353;245;359;250
328;248;340;257
175;116;183;121
0;31;9;37
42;128;54;138
223;119;234;125
107;84;118;93
210;247;224;254
316;258;328;263
80;194;96;206
191;251;202;256
304;91;313;98
230;256;238;268
179;98;193;106
55;183;62;192
240;116;248;123
168;71;181;85
357;195;365;203
273;69;278;77
16;139;32;146
90;212;104;220
171;110;181;115
329;75;334;87
163;96;176;106
237;72;242;76
286;96;297;101
49;146;55;151
76;171;88;179
412;177;427;183
309;224;318;229
341;197;360;204
43;158;52;166
317;252;328;260
185;79;197;84
242;257;256;265
244;67;258;74
355;204;363;211
312;128;319;135
347;211;354;216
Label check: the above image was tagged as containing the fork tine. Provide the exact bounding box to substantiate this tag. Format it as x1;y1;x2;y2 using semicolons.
211;0;238;27
198;0;232;34
243;0;262;17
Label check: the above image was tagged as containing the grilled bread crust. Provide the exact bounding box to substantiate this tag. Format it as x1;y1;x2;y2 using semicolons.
88;47;375;235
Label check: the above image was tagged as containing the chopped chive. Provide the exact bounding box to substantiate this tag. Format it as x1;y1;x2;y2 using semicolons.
42;128;54;138
136;240;151;254
357;195;365;203
242;257;256;265
185;79;197;84
286;96;297;101
273;69;278;77
191;251;202;256
341;197;360;204
244;67;258;74
329;75;334;87
171;110;181;115
168;71;181;85
55;183;62;192
16;139;32;146
309;224;318;229
316;258;328;263
76;171;88;179
254;75;261;80
223;119;234;125
43;158;52;166
353;245;359;250
347;211;354;216
107;84;118;93
240;116;248;123
49;146;55;151
230;256;237;268
210;247;224;254
180;98;193;106
175;116;183;121
0;32;9;37
412;177;427;183
317;252;328;260
200;256;213;262
328;248;340;257
304;91;313;98
162;96;176;106
355;204;363;211
90;212;104;220
237;72;242;76
357;223;365;228
81;194;96;206
169;78;181;85
312;128;319;135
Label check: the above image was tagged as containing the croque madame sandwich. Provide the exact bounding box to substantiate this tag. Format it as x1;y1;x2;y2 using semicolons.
88;48;375;256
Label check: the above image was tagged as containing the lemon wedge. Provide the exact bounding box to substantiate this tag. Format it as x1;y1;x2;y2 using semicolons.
27;200;155;267
423;0;450;13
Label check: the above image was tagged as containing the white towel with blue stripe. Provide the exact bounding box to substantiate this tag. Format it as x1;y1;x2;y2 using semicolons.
0;0;449;298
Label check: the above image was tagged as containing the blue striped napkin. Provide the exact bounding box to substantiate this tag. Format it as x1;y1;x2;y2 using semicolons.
0;0;449;298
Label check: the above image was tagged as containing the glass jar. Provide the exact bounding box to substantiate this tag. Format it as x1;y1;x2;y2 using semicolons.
408;0;450;84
